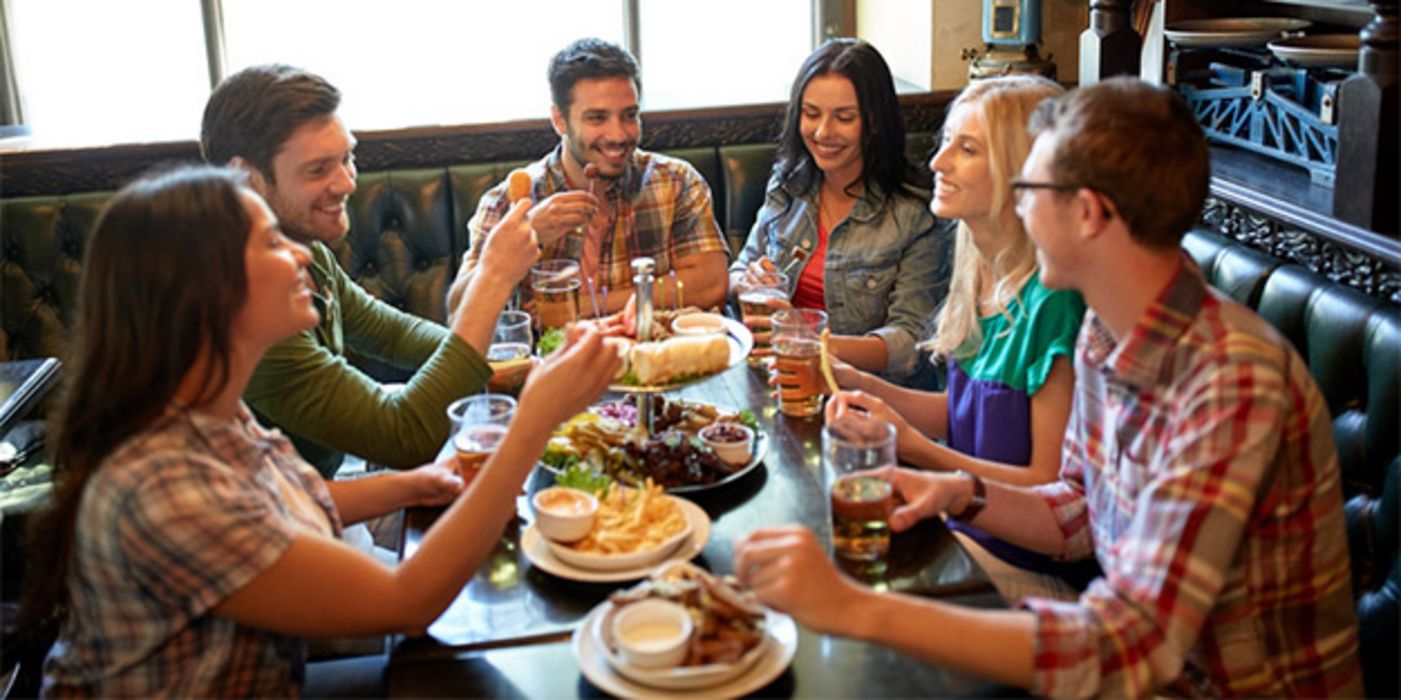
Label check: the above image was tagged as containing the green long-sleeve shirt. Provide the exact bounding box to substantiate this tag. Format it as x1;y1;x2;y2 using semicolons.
245;242;490;477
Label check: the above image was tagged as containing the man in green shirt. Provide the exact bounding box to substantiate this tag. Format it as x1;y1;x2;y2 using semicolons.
201;64;539;477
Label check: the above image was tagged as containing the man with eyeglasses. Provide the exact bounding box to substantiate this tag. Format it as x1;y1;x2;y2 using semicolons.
733;78;1361;697
201;64;540;476
446;38;730;317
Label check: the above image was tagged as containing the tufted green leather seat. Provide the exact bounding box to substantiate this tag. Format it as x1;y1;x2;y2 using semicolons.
1185;229;1400;697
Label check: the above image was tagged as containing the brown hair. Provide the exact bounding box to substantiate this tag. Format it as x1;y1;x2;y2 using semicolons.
18;166;252;646
1027;77;1208;249
200;64;341;183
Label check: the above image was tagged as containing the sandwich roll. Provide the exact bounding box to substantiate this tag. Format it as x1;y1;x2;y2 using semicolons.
629;334;729;385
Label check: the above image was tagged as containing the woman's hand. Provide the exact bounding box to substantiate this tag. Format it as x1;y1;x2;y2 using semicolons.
518;326;624;428
402;460;467;507
825;389;920;457
733;526;868;636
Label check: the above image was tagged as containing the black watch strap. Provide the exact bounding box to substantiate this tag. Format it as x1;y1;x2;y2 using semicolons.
950;469;987;522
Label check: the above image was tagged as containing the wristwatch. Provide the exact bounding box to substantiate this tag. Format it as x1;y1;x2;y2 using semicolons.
950;469;987;522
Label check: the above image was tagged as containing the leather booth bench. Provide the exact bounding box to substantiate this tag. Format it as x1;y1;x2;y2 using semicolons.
2;137;1397;695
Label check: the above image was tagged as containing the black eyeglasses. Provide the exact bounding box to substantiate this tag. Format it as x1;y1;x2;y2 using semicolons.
1010;179;1113;218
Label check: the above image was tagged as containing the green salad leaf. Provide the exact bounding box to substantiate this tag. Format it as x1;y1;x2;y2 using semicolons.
537;327;566;357
735;409;761;433
554;461;613;495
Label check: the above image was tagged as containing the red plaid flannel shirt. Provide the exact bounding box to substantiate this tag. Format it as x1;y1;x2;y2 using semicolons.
1025;258;1362;697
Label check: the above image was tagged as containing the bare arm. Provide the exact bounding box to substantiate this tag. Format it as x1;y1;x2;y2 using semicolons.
324;463;463;526
898;356;1074;487
599;251;729;314
212;330;621;636
735;526;1037;689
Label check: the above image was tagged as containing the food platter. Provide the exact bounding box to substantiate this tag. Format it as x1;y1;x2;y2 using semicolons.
521;499;711;583
1164;18;1311;48
1267;34;1360;68
573;600;798;698
610;318;753;393
539;399;769;494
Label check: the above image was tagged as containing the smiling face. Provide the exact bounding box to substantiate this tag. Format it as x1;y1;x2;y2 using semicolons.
800;72;864;188
233;189;319;349
553;76;641;183
929;102;997;227
248;113;357;245
1016;133;1080;290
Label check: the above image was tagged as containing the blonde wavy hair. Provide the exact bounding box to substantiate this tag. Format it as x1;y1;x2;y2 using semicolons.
925;75;1064;360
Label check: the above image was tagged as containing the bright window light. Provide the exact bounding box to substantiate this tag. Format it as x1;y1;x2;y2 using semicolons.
639;0;812;110
7;0;209;145
222;0;625;130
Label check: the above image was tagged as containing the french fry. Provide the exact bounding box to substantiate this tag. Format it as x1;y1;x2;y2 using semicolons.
819;328;839;394
569;480;686;555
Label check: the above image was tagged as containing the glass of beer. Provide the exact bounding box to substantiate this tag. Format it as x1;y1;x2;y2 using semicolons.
771;308;827;418
737;271;789;366
487;310;533;395
823;413;897;561
531;260;581;333
446;394;516;483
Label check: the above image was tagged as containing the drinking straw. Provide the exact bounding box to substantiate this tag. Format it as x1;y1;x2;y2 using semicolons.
585;277;602;318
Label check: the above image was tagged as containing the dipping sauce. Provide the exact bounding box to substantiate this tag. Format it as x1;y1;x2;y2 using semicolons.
702;424;748;443
621;619;687;651
537;488;593;516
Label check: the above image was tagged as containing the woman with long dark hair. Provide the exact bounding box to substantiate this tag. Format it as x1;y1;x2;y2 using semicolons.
730;38;951;382
19;166;620;696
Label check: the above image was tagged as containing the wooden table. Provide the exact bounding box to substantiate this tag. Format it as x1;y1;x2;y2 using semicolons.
389;362;1016;697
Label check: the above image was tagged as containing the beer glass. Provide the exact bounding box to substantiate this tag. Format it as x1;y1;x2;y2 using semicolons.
771;308;827;417
531;260;581;333
823;413;897;561
737;271;789;366
446;394;516;483
486;310;532;395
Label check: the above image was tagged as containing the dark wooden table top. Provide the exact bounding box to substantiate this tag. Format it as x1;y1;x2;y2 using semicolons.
390;362;1014;697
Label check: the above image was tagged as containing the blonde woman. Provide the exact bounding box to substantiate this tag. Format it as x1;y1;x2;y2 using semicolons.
827;75;1098;591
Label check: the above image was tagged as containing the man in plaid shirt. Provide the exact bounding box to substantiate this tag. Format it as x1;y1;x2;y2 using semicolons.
448;38;729;317
733;78;1362;697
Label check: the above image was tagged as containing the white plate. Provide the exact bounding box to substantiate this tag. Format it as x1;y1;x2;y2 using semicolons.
610;318;753;393
1165;17;1310;48
547;499;694;571
573;601;798;698
522;499;711;583
598;604;774;690
1268;34;1360;67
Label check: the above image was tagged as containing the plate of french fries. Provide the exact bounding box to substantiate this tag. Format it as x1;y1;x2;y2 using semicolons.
522;482;711;582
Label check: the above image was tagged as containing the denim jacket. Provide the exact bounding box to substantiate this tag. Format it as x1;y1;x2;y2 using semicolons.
732;164;953;380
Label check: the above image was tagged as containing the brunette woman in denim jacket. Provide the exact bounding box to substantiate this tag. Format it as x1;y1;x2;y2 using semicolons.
730;38;952;383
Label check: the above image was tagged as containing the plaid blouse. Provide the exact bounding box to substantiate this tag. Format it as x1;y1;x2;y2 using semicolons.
463;145;728;295
1025;259;1362;697
44;405;341;698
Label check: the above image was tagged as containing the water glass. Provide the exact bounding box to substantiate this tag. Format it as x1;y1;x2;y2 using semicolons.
823;413;897;561
771;308;827;418
531;260;581;332
487;310;533;395
446;394;516;482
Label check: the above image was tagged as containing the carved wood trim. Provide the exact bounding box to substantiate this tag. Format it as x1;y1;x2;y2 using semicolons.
1201;196;1401;304
0;93;956;198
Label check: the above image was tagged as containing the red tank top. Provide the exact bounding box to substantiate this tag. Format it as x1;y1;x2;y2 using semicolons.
790;219;829;310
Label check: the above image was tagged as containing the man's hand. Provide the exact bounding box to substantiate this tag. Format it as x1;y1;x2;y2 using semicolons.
733;526;868;636
474;199;539;290
402;460;467;507
528;191;599;248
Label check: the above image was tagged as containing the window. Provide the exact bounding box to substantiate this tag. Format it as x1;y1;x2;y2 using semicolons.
638;0;812;110
6;0;209;145
2;0;820;146
222;0;624;130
